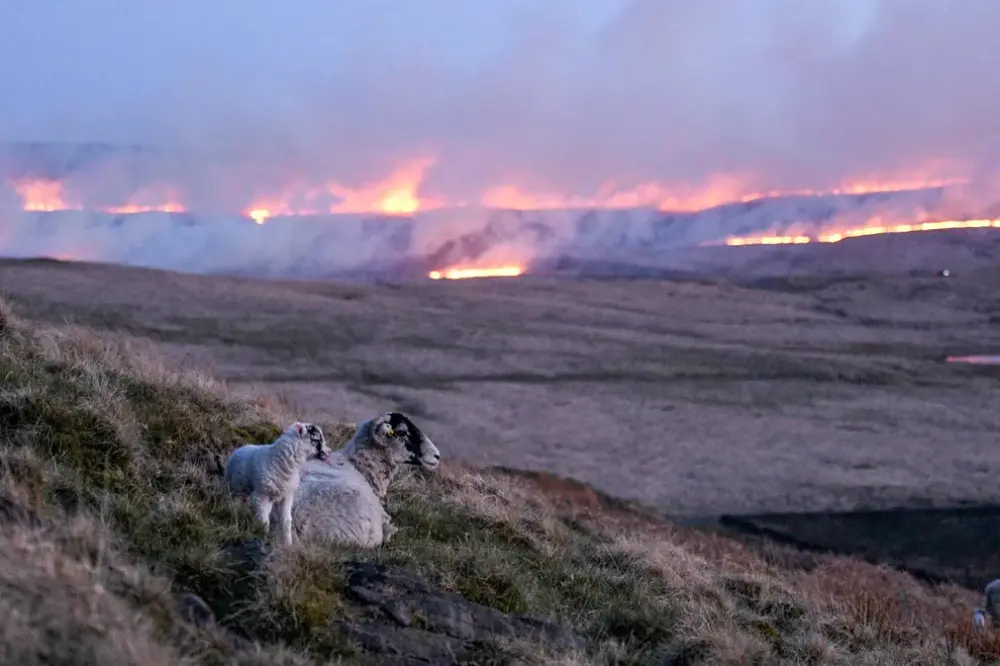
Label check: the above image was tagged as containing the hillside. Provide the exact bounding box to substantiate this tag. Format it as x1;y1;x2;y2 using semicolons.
2;258;1000;517
0;291;997;665
673;227;1000;279
1;265;1000;663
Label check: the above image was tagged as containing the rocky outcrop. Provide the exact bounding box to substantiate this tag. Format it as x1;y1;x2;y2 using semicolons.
340;561;583;664
210;540;583;665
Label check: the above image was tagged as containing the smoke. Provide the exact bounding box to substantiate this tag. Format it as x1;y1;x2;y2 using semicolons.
0;185;977;280
2;1;1000;280
2;0;1000;201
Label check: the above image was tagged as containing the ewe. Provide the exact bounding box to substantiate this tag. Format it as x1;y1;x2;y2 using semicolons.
224;421;332;546
291;411;441;547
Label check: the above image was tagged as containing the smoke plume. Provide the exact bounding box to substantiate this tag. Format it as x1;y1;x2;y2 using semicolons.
1;1;1000;278
3;0;999;197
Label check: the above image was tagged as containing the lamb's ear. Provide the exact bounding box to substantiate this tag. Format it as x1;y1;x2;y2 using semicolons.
294;422;306;436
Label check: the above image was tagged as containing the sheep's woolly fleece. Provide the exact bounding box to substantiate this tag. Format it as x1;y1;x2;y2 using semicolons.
292;412;441;547
224;422;331;545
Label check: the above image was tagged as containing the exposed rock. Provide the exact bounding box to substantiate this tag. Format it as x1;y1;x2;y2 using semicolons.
176;592;215;629
219;538;269;573
206;544;583;663
339;621;469;665
340;561;584;663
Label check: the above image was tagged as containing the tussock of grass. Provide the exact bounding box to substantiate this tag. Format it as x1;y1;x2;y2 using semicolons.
0;294;998;665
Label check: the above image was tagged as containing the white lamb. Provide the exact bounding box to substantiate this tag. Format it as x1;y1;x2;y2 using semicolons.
290;411;441;547
224;421;332;546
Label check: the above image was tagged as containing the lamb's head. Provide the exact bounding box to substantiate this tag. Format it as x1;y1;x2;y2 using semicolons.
370;411;441;471
289;421;332;461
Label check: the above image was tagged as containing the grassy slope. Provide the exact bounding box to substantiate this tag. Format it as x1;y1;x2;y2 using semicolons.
0;295;998;666
5;258;1000;519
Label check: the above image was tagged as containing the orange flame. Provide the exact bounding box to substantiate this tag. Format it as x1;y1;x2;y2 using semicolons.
248;208;271;224
481;175;968;213
13;163;971;222
734;176;967;205
103;203;186;214
721;218;1000;247
243;157;439;223
428;265;523;280
12;167;996;278
99;185;186;215
244;197;306;225
15;179;78;211
329;157;439;215
13;178;186;215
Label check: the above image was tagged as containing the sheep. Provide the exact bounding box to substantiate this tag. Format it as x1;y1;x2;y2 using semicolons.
290;411;441;547
224;421;332;546
974;579;1000;629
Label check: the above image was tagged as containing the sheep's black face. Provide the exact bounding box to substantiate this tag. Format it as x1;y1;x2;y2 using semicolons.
385;412;441;470
305;423;329;460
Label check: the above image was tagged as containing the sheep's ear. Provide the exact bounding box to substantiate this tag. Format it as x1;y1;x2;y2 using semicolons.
384;425;394;437
294;422;306;435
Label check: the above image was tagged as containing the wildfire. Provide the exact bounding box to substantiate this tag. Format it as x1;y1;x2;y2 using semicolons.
104;202;185;215
329;157;434;215
10;160;972;223
248;209;270;224
428;265;524;280
15;179;76;211
12;178;185;215
245;198;303;225
242;157;436;224
721;218;1000;247
12;163;1000;281
735;176;967;205
480;175;968;213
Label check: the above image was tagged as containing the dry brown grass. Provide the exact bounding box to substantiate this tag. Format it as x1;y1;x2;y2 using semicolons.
2;258;1000;517
1;291;1000;664
0;294;1000;665
0;513;184;666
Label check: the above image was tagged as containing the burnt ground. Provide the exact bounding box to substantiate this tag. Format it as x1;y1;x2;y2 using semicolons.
2;251;1000;589
718;507;1000;591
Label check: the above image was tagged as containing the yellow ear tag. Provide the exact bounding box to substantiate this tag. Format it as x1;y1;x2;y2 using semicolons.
384;426;394;437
